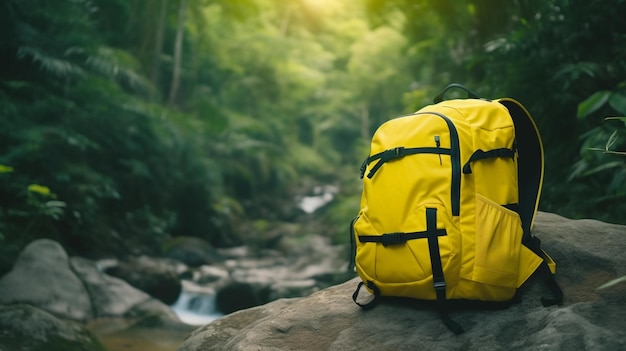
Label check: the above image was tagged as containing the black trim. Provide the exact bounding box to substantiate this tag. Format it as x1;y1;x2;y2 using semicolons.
414;112;461;216
348;217;358;271
360;112;461;215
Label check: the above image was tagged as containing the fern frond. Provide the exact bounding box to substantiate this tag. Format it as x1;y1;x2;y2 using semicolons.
17;46;84;78
78;46;152;93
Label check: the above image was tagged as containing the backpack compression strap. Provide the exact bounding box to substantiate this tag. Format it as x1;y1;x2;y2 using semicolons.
352;208;464;334
425;208;464;335
462;147;516;174
360;146;451;179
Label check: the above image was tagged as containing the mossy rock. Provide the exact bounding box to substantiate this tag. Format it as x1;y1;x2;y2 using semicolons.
0;304;107;351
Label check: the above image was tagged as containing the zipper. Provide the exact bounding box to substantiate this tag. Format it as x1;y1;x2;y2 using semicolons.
414;112;461;216
435;135;442;165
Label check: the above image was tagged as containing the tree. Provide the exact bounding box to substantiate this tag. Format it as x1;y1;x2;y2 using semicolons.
168;0;187;106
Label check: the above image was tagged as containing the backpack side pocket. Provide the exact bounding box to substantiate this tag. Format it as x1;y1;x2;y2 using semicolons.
472;194;522;288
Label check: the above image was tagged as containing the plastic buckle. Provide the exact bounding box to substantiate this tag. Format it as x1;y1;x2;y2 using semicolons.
381;232;405;246
383;147;405;161
394;147;404;157
434;281;446;292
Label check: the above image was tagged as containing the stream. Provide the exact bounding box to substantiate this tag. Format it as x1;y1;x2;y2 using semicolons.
170;289;223;325
90;186;340;350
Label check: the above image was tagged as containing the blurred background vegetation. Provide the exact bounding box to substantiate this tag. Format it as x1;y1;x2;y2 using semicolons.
1;0;625;274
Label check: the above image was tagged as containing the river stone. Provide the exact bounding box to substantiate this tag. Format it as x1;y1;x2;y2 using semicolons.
103;255;183;305
215;282;271;315
177;212;626;351
0;304;107;351
163;236;223;267
0;239;93;321
70;256;155;317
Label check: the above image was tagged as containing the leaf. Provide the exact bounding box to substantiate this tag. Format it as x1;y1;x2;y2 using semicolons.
597;275;626;290
577;91;611;119
580;161;624;177
606;116;626;125
27;184;51;196
17;46;84;78
605;130;618;151
0;164;14;173
609;92;626;115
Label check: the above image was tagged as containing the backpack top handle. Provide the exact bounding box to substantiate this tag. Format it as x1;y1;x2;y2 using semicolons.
434;83;480;103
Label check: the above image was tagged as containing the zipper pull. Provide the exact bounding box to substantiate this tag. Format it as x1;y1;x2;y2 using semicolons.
435;136;442;165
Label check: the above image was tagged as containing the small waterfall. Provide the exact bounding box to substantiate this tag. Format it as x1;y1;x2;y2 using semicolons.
297;185;338;214
171;290;223;326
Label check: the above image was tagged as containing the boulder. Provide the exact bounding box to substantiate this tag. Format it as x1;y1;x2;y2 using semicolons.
0;239;194;351
0;239;93;321
163;236;223;267
0;304;107;351
215;282;271;315
103;255;184;304
178;298;299;351
178;212;626;351
0;239;185;325
70;257;177;319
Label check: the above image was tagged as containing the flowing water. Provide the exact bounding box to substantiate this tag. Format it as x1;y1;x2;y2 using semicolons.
87;317;194;351
171;290;223;325
89;291;222;351
91;184;337;350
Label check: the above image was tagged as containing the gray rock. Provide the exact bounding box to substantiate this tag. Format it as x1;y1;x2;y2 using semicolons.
0;239;93;321
0;304;106;351
177;212;626;351
215;282;271;314
70;256;154;317
0;239;186;326
179;298;299;351
163;236;223;267
103;255;183;304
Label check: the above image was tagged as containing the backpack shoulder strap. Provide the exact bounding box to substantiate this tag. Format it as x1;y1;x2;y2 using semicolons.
497;98;563;305
496;98;543;235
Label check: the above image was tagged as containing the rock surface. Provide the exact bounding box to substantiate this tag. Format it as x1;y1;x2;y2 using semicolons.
103;255;184;304
0;304;107;351
0;238;192;351
0;239;93;321
178;212;626;351
0;239;181;323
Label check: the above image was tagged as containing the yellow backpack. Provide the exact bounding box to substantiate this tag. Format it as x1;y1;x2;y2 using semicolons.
350;84;563;334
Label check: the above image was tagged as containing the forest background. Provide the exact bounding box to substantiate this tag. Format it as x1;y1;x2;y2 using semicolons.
1;0;626;275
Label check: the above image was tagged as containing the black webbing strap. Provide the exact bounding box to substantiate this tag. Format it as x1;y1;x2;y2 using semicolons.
358;228;446;246
426;208;464;334
348;217;358;271
352;281;380;310
523;236;564;306
361;146;450;179
539;261;564;307
462;148;516;174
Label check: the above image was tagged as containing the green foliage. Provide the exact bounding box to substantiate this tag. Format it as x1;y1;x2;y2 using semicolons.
568;85;626;222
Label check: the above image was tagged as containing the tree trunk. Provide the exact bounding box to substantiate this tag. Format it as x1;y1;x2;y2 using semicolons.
151;0;168;88
168;0;186;106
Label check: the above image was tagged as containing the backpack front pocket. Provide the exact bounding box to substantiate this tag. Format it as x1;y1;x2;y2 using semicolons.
472;194;523;288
